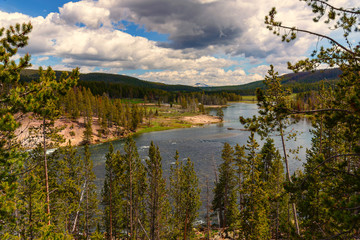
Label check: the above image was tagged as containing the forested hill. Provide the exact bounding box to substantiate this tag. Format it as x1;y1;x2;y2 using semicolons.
21;68;342;96
202;68;342;95
21;69;200;92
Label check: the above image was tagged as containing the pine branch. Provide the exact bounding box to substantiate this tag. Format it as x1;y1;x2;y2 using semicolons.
301;153;360;186
0;89;37;103
306;0;360;15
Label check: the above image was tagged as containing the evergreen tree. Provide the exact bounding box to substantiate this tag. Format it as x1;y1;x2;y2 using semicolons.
169;151;182;238
146;141;170;240
0;23;78;238
32;67;78;226
241;65;301;235
16;147;48;239
234;144;246;213
212;143;239;235
216;108;224;121
169;152;201;239
123;137;147;239
50;142;82;235
102;143;116;240
130;104;140;131
83;89;93;144
261;138;287;239
180;158;201;240
82;144;99;239
240;132;270;240
0;23;32;236
265;1;360;238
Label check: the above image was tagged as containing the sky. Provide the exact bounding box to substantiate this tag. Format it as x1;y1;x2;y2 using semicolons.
0;0;357;86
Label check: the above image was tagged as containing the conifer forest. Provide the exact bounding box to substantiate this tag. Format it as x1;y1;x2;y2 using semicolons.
1;1;360;239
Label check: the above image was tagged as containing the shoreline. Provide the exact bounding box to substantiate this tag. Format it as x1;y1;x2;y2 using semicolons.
16;112;222;148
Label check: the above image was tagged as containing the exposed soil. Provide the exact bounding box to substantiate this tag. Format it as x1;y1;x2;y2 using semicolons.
16;113;221;148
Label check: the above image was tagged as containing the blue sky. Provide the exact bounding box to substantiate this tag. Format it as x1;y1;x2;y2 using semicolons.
0;0;357;86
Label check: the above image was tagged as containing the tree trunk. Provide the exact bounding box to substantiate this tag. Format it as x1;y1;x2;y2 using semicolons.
183;209;189;240
85;179;89;240
279;121;300;236
29;191;33;240
129;157;133;239
109;173;113;240
43;117;51;226
72;180;87;234
206;178;211;240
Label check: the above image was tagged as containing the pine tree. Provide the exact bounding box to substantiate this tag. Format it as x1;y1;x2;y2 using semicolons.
130;104;140;131
82;144;99;239
102;143;116;240
265;2;360;238
240;132;270;240
234;144;246;213
31;67;78;226
83;89;93;144
169;151;182;238
212;143;239;235
241;65;301;236
123;137;147;239
0;23;78;238
44;141;95;238
0;23;32;236
169;152;201;239
216;108;224;121
180;158;201;239
146;141;170;240
261;138;287;239
16;147;48;239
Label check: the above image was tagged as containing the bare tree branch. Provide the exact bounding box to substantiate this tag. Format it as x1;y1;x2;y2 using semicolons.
291;108;354;114
276;24;358;57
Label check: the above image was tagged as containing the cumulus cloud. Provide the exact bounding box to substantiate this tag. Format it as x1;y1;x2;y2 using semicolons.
136;67;263;86
0;10;234;70
59;1;111;28
1;0;357;85
97;0;342;58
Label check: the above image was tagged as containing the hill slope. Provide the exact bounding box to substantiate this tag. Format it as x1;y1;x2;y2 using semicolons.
21;68;342;95
202;68;341;94
21;69;200;92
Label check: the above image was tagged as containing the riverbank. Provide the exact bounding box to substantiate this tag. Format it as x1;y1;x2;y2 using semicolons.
16;106;222;148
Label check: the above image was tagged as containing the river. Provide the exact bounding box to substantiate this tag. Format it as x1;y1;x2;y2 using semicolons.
88;102;312;214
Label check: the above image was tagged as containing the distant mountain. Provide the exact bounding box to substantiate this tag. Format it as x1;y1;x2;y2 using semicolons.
194;83;210;87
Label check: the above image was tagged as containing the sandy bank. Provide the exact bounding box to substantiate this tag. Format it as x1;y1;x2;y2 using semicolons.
180;115;221;125
16;113;221;148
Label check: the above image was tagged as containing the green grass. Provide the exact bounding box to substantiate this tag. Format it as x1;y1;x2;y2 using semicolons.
134;105;204;135
121;98;144;104
135;122;192;135
239;95;257;103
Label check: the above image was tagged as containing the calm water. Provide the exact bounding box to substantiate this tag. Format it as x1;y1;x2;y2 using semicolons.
88;102;312;214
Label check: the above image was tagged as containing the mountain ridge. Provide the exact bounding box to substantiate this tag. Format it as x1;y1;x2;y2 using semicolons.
20;68;342;94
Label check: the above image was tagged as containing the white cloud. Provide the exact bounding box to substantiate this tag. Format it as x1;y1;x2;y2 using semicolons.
59;1;111;28
1;0;358;85
37;56;49;62
136;67;263;86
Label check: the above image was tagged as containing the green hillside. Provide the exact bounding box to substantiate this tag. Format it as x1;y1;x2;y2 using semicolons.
21;69;200;92
21;68;342;96
202;68;341;95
